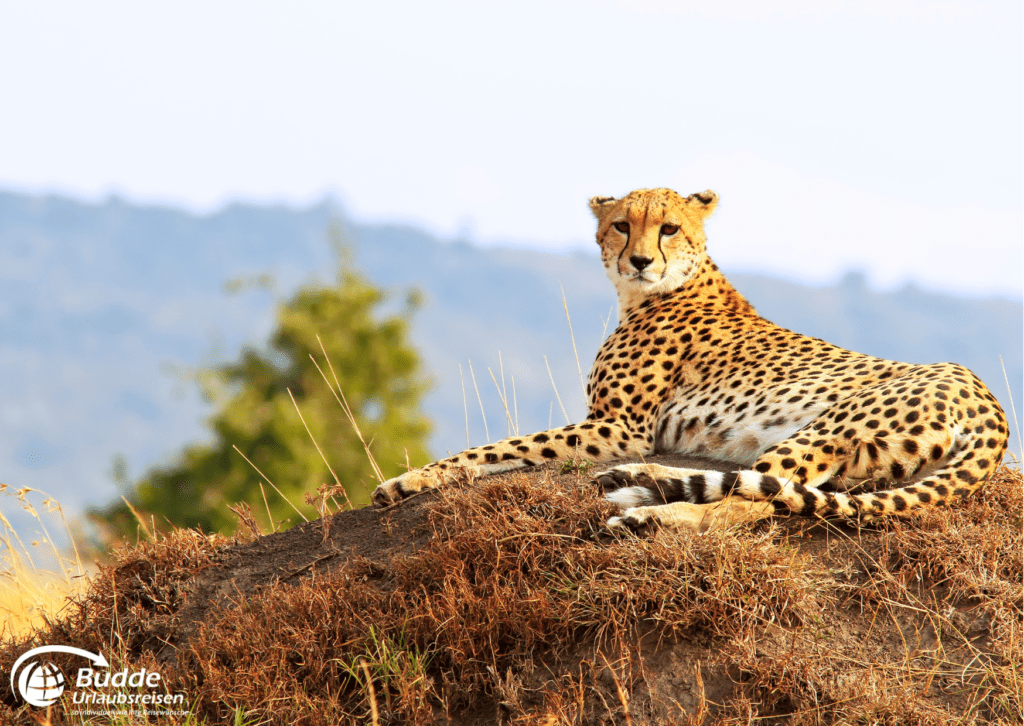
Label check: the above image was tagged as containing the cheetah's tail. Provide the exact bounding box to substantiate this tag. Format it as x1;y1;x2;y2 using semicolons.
724;427;1009;520
837;429;1010;520
611;424;1009;522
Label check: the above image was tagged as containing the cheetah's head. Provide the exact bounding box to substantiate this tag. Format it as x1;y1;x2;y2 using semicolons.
589;188;718;311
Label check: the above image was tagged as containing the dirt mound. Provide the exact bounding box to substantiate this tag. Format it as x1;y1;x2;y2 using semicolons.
3;456;1021;725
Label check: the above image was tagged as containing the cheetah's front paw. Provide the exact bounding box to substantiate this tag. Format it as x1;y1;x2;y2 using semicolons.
594;464;655;493
371;469;439;507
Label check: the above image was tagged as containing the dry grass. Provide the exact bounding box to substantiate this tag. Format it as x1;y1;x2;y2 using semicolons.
1;464;1020;725
0;485;91;639
714;463;1023;726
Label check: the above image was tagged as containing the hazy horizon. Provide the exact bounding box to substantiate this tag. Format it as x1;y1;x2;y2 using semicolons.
2;0;1020;297
6;186;1021;302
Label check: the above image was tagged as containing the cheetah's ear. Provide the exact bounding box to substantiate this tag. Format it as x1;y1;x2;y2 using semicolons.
589;195;617;221
687;190;718;220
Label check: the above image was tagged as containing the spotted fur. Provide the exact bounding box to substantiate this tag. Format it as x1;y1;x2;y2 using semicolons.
372;188;1009;533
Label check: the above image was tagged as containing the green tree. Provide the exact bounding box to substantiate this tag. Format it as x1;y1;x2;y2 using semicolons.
91;229;432;539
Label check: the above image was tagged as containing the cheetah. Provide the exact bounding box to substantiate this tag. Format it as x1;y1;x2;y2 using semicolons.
372;188;1010;533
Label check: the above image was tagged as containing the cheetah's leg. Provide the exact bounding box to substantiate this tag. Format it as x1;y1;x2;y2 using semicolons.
372;419;652;506
599;366;1009;532
606;497;778;535
598;463;796;535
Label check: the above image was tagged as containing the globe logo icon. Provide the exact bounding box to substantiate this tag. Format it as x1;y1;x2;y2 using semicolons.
18;661;65;707
11;645;109;708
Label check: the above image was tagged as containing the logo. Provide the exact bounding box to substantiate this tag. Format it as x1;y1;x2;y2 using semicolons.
10;646;108;708
10;644;186;716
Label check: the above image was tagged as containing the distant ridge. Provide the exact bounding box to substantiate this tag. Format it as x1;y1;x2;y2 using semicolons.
0;190;1019;516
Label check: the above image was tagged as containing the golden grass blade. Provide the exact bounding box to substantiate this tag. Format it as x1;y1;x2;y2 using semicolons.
232;445;308;522
601;304;615;341
544;355;570;424
313;335;385;483
287;387;350;509
359;658;381;726
459;363;470;449
468;359;490;442
601;653;632;726
257;481;278;534
0;503;39;571
560;284;586;402
488;364;515;437
44;497;83;576
999;354;1021;459
511;374;519;435
0;531;27;574
120;496;154;542
499;351;509;426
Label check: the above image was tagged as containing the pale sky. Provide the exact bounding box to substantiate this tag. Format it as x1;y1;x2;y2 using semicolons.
1;0;1021;296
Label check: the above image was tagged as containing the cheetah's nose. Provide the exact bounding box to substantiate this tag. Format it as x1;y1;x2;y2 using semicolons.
630;255;654;271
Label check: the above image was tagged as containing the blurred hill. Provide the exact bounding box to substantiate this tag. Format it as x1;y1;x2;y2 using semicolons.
0;191;1019;517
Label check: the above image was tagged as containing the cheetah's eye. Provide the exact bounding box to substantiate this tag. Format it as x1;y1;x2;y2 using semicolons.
613;221;629;234
660;224;679;236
